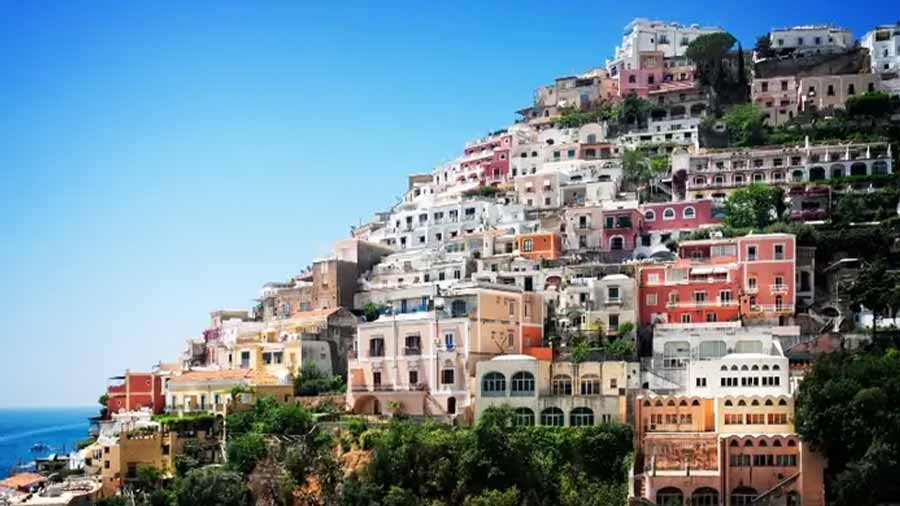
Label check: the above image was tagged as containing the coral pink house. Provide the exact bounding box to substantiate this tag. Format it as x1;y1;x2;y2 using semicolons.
638;234;796;326
461;132;512;184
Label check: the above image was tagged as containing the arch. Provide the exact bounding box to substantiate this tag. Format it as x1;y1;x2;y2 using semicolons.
753;172;765;182
679;399;688;407
667;399;676;407
671;105;687;118
762;364;769;371
773;439;782;447
511;371;536;396
851;162;867;176
694;176;706;186
691;399;700;406
580;374;601;395
741;365;749;371
751;399;760;406
657;487;684;506
540;407;565;427
735;175;745;184
778;398;788;406
758;439;768;447
738;400;747;406
791;169;805;182
645;210;657;221
765;399;773;406
743;440;754;447
586;133;597;144
570;407;595;427
724;400;733;406
729;439;739;447
513;407;535;426
730;487;758;506
751;365;759;371
663;208;676;220
830;163;845;179
482;372;507;396
609;236;625;250
690;487;719;506
655;400;664;407
873;160;889;175
551;374;573;396
720;365;728;371
772;364;781;371
787;439;797;447
682;206;696;219
809;166;826;181
642;400;651;407
730;365;738;371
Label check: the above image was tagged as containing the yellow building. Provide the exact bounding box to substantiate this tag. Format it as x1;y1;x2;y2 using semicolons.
166;369;293;416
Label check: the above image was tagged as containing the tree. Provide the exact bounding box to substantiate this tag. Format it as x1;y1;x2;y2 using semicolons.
724;184;786;229
843;259;900;339
294;363;344;397
132;465;162;493
835;192;868;223
796;349;900;505
754;34;774;59
174;467;247;506
621;148;650;190
226;432;267;475
722;103;767;146
615;94;653;129
362;302;384;322
464;488;520;506
846;92;893;118
98;393;109;407
686;32;738;112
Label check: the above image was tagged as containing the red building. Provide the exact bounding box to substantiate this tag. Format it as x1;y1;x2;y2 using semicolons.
641;199;721;236
461;132;511;184
106;371;164;415
601;202;643;252
638;233;796;326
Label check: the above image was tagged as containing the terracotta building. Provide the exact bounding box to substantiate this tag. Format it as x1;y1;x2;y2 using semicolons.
106;371;164;416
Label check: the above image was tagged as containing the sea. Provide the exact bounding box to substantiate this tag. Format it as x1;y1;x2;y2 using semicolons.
0;407;97;478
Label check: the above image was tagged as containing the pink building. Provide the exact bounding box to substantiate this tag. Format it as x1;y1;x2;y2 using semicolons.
460;132;512;184
638;233;797;326
640;199;722;239
619;51;666;97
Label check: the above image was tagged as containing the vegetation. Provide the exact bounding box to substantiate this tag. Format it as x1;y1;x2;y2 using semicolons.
294;363;345;397
174;466;247;506
362;302;385;322
98;393;109;407
464;185;504;198
843;259;900;338
341;407;633;506
796;348;900;506
723;183;786;229
721;103;767;147
686;32;740;112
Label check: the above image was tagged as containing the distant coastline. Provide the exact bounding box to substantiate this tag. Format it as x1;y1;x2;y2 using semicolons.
0;406;96;478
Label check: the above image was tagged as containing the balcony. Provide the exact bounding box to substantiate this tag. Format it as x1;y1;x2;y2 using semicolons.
745;286;759;294
751;304;795;313
404;347;422;357
770;284;789;294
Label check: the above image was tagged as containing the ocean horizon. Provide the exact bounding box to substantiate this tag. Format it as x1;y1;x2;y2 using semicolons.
0;406;97;478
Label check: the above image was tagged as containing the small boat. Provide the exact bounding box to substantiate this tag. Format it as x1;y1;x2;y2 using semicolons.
30;443;50;452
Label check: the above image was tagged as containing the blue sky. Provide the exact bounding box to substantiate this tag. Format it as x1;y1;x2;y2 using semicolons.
0;1;891;407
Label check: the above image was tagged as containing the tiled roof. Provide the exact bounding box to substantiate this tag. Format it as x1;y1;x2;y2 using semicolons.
0;472;46;489
169;369;280;386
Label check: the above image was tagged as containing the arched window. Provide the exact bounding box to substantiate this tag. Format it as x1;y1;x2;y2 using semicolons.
791;170;804;182
482;372;506;396
551;374;573;396
690;487;719;506
772;365;781;371
586;133;597;144
809;166;825;181
645;210;656;221
830;163;845;179
720;365;728;371
656;487;684;506
655;400;664;407
691;399;700;406
738;400;747;406
741;365;749;371
773;439;782;447
667;399;676;407
683;207;696;219
610;236;625;250
764;399;773;406
873;160;889;175
735;175;745;184
570;407;595;427
731;487;758;506
724;400;733;406
663;208;676;220
679;399;688;407
753;173;764;182
751;399;760;406
642;400;651;407
851;162;867;176
541;407;565;427
758;439;768;447
761;365;769;371
513;407;535;426
778;398;788;406
730;365;738;371
511;371;535;396
729;439;739;447
580;375;601;395
787;439;797;447
751;365;759;371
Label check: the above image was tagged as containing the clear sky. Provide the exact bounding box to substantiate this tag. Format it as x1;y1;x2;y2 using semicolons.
0;1;892;407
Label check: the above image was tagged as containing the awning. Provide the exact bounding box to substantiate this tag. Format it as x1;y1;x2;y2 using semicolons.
690;267;714;275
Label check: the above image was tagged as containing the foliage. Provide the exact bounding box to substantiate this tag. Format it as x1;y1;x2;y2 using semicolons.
571;339;590;364
339;412;633;506
294;363;345;397
843;259;900;338
615;94;655;129
227;432;268;475
723;183;786;229
464;186;503;198
686;32;737;84
754;34;774;59
227;396;314;436
796;349;900;505
152;413;216;434
363;302;385;323
616;322;635;339
98;393;109;407
174;467;247;506
846;92;894;118
557;103;615;128
76;436;97;450
605;338;636;362
132;465;163;493
721;103;767;147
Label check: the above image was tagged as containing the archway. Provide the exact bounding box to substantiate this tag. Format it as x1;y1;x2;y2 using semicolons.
657;487;684;506
850;162;867;176
809;166;825;181
690;487;719;506
830;163;845;179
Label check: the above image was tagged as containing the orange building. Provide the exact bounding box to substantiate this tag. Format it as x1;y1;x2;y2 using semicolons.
516;232;562;261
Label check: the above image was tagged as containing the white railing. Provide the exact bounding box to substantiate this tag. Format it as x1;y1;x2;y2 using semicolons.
751;304;795;313
770;284;789;293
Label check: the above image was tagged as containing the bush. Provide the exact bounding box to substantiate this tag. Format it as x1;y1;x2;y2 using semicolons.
175;467;247;506
294;363;345;397
226;432;267;475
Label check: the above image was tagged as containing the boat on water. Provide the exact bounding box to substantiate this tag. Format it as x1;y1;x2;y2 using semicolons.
29;443;50;452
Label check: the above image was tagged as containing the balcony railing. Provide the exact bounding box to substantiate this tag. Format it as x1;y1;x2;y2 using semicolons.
404;347;422;356
770;284;789;294
745;286;759;294
750;304;795;313
351;384;427;393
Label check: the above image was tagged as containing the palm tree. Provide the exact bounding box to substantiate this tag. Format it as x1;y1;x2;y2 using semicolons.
621;148;650;191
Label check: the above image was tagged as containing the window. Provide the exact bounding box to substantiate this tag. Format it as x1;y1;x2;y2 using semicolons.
441;369;455;385
511;371;535;396
444;332;455;350
570;407;594;427
696;377;707;387
644;210;656;221
522;239;533;252
681;314;691;323
513;407;535;426
482;372;506;396
551;375;573;395
761;81;769;92
774;244;785;260
683;206;695;219
580;375;601;395
372;371;382;386
608;313;619;329
541;407;565;426
610;236;624;250
607;286;620;302
663;208;675;220
746;245;757;261
646;293;658;305
408;370;419;386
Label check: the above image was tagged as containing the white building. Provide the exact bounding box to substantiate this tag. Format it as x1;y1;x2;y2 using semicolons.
769;25;853;56
644;322;797;395
608;18;724;75
862;23;900;73
618;117;701;149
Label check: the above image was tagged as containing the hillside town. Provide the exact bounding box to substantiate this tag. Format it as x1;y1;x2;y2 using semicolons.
4;17;900;506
